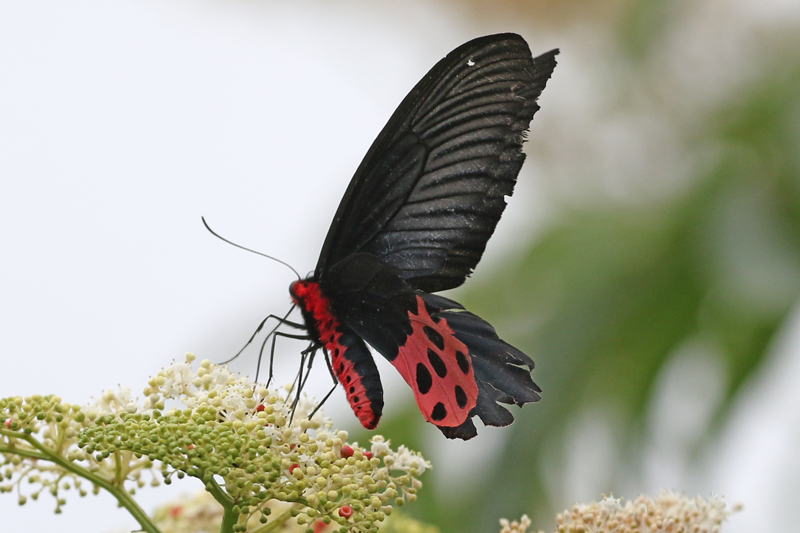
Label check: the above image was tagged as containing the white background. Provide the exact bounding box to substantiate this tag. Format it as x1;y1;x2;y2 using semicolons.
1;1;798;532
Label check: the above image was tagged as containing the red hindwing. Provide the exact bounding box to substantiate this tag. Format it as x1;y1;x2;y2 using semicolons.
390;295;479;427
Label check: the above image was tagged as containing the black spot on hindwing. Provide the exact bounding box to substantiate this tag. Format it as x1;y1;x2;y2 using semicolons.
455;385;467;408
416;363;432;394
427;349;447;377
431;402;447;421
456;351;470;374
423;326;445;350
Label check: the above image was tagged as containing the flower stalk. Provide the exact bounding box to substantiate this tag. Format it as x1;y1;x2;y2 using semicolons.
0;417;160;533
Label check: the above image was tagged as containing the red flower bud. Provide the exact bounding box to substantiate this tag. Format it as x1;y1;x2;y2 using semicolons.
340;445;354;458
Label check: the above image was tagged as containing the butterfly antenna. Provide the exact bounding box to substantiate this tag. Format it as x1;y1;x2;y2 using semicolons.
201;216;301;280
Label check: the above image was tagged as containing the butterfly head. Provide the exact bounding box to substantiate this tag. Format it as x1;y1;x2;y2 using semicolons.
289;279;316;306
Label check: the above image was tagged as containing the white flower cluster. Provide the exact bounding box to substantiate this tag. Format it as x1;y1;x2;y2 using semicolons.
370;436;431;477
512;491;738;533
88;387;138;416
499;514;531;533
2;354;430;533
82;355;430;532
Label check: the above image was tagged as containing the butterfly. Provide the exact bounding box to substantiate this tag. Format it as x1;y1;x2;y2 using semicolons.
286;33;558;439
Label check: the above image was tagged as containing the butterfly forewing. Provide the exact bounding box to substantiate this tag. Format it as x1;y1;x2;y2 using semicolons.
316;34;558;292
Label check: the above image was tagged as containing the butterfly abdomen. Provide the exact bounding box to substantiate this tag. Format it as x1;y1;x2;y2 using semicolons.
289;280;383;429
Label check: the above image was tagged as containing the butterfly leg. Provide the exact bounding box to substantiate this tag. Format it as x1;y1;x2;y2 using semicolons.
297;346;319;395
260;330;310;388
321;347;338;386
287;346;316;423
285;341;320;404
304;348;340;421
307;382;338;421
221;305;304;365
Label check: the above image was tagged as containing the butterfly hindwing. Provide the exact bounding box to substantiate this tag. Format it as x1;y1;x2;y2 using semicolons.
289;280;384;429
423;294;540;439
322;253;539;439
316;34;559;292
329;328;384;430
389;293;479;427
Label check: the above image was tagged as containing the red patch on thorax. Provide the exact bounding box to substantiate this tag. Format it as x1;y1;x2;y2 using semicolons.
290;280;379;429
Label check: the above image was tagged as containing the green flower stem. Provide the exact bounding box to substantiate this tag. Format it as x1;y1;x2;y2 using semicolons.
1;429;161;533
206;477;234;506
205;477;238;533
114;451;124;485
219;503;238;533
203;474;301;533
0;443;48;462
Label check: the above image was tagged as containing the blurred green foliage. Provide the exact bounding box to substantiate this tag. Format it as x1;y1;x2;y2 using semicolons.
353;3;800;532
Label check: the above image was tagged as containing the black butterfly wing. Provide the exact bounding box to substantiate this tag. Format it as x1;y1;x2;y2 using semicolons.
316;33;558;292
